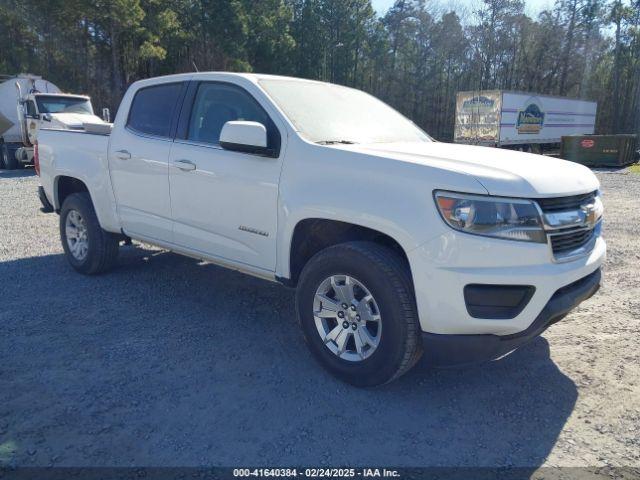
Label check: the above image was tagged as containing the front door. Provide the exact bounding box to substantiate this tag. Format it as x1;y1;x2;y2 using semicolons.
109;81;185;243
168;81;284;272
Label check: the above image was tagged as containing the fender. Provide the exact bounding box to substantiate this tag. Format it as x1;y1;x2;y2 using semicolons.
274;139;486;279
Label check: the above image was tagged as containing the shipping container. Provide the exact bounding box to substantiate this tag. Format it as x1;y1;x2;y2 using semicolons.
560;134;638;167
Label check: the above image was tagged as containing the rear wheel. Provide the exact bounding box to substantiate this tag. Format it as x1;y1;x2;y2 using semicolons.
1;143;11;169
296;241;422;387
3;143;19;169
60;193;119;274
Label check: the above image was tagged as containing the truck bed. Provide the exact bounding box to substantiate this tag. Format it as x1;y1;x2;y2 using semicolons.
37;128;115;227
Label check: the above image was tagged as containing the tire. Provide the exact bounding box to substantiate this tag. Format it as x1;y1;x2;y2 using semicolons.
60;192;119;275
296;241;423;387
2;143;18;170
1;143;9;169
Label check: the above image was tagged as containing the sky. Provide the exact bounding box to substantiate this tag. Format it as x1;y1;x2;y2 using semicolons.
370;0;555;18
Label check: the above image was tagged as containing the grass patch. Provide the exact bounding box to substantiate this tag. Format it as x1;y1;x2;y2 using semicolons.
0;440;17;462
628;163;640;174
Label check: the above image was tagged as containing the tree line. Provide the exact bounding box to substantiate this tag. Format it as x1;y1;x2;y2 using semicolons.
1;0;639;141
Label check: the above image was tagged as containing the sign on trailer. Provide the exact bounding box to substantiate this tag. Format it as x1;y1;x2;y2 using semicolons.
454;90;597;147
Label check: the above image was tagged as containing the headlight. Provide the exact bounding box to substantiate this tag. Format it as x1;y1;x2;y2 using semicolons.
434;191;546;243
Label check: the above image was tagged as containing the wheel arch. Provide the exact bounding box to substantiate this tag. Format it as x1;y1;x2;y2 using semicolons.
54;175;91;211
282;217;413;288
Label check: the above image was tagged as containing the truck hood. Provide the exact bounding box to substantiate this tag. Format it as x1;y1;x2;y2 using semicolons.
49;113;104;130
341;141;599;198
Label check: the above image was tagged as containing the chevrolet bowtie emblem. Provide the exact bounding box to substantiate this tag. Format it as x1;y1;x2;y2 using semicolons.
581;203;597;227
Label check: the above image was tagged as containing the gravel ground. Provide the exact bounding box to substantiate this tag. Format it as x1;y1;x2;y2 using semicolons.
0;168;639;469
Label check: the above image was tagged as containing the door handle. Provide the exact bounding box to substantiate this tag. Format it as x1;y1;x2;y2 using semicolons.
115;149;131;160
173;159;197;171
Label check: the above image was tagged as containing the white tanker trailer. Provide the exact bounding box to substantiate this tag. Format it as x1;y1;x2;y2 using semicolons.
0;74;106;169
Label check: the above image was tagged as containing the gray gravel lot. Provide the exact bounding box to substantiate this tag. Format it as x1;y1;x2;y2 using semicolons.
0;168;639;468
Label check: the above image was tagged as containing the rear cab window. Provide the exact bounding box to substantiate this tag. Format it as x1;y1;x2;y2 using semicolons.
126;83;184;138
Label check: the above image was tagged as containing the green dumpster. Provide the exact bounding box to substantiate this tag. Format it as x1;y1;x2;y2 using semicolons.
560;134;638;167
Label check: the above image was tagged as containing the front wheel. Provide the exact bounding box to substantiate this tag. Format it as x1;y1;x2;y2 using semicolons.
296;242;423;387
60;193;119;274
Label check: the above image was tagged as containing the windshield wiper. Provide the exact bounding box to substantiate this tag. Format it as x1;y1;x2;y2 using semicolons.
315;139;358;145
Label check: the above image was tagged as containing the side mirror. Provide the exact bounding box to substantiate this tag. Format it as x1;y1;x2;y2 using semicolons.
41;113;52;122
219;121;273;157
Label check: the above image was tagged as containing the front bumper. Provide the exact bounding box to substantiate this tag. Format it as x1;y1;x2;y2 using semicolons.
408;229;606;336
421;268;601;366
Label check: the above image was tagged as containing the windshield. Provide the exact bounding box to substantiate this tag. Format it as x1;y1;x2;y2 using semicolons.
259;79;432;144
35;95;93;115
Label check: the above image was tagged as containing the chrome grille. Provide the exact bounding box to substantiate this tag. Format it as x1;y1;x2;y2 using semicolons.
537;191;597;212
549;227;595;254
535;190;600;260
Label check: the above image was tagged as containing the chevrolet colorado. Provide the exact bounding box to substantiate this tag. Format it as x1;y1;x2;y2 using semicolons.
37;73;605;386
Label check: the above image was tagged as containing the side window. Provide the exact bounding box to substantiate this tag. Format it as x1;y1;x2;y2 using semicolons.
26;100;37;117
127;83;183;138
186;82;279;152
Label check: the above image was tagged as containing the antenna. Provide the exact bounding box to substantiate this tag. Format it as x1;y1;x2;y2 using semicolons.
192;61;199;72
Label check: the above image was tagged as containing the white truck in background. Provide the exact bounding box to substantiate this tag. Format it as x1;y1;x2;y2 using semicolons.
454;90;597;153
0;74;107;169
36;73;605;386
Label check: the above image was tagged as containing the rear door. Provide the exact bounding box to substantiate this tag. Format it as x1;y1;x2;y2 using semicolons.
109;81;186;243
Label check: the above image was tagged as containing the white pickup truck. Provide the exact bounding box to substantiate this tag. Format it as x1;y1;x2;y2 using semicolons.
37;73;605;386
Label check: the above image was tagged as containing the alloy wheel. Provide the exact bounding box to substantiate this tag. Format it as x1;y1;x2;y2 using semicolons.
65;209;89;261
313;274;382;362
